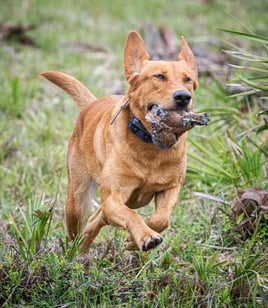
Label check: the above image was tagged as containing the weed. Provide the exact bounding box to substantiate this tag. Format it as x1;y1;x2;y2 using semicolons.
8;195;55;260
59;235;84;262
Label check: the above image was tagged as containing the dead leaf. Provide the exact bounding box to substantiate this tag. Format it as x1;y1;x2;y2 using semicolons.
232;188;268;239
140;290;156;299
0;23;36;46
142;24;178;60
62;41;108;53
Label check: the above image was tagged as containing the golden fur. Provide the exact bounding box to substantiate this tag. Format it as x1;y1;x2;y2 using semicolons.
41;31;198;251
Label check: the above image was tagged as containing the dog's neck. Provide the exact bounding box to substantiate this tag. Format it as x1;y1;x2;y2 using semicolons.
111;98;153;144
128;116;153;143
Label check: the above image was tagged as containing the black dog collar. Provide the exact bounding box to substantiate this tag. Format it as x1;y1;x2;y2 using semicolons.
110;99;152;144
128;116;153;143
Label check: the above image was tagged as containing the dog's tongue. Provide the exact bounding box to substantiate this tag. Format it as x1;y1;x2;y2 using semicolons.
146;105;210;149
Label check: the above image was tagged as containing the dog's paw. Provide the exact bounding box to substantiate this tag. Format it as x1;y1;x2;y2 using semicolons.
126;232;163;251
141;234;163;251
126;236;163;251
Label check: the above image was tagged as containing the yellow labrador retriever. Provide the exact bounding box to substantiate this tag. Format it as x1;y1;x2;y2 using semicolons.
41;31;198;251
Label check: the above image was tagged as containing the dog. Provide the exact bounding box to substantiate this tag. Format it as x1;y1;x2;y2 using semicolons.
41;31;198;251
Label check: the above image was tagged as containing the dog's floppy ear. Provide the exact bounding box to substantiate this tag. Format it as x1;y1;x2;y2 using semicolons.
178;36;198;89
124;31;150;83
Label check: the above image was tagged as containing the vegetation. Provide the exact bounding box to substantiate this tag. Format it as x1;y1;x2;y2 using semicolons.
0;0;267;307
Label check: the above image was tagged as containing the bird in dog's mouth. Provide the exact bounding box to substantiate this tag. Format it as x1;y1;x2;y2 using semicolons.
146;104;210;149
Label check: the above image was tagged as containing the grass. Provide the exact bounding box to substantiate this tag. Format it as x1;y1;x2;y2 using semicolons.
1;0;268;307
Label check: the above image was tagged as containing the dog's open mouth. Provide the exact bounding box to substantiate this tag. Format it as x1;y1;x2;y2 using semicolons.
145;104;210;149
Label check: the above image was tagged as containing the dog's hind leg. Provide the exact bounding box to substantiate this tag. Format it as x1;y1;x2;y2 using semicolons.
80;208;106;251
66;168;97;240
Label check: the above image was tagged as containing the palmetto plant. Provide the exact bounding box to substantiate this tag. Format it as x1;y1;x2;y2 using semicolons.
223;31;268;92
188;30;268;191
224;30;268;140
188;134;264;189
223;30;268;137
9;196;55;260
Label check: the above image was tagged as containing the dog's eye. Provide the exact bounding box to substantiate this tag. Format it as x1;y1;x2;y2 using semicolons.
184;76;192;83
154;74;166;81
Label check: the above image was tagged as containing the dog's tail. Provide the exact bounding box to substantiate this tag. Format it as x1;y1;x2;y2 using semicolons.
40;71;96;108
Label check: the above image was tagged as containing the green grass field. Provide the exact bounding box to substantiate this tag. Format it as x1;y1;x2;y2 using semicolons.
1;0;268;307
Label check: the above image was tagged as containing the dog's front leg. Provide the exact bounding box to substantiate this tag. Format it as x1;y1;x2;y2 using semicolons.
126;185;181;250
147;185;181;232
101;191;163;251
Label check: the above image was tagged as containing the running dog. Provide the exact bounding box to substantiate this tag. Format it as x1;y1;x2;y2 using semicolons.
41;31;198;251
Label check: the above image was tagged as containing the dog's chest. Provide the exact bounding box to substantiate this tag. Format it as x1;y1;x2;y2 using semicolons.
121;155;185;209
125;178;177;209
126;188;154;209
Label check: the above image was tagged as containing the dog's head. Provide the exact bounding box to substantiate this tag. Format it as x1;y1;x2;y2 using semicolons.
124;31;198;124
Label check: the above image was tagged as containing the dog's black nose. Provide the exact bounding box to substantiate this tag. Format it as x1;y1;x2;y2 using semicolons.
173;90;192;107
